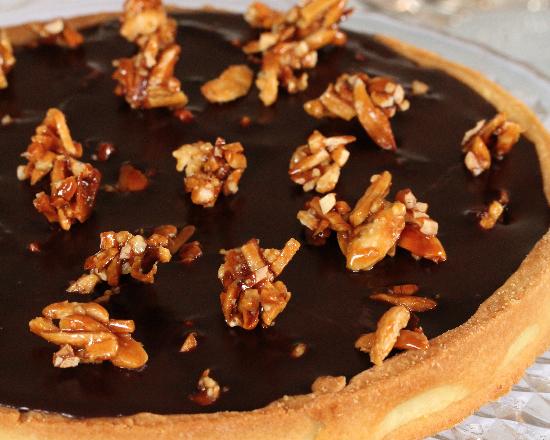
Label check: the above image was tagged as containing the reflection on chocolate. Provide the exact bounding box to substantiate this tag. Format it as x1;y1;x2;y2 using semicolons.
0;12;547;418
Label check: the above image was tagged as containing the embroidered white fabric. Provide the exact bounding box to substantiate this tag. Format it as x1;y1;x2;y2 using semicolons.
1;1;549;438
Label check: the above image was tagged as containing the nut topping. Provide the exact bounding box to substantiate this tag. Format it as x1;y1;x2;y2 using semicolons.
289;130;355;193
355;328;429;354
29;301;148;369
290;342;307;358
117;163;149;192
304;73;410;150
32;19;84;48
180;332;198;352
33;158;102;231
189;369;221;406
395;188;446;263
17;108;83;185
67;227;193;294
298;171;446;270
411;80;429;96
172;138;247;207
178;241;203;264
243;0;350;106
201;65;254;103
369;292;437;312
17;108;101;230
113;41;188;110
120;0;176;48
369;305;410;366
297;193;351;245
479;190;509;230
462;113;522;176
219;238;300;329
0;30;15;90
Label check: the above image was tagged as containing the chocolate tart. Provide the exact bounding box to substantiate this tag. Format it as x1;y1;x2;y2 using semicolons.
1;9;550;440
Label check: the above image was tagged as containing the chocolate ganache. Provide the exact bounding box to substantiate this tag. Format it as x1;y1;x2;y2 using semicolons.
0;12;548;417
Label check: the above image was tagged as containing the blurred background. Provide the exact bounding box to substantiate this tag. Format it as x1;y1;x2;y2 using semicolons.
362;0;550;76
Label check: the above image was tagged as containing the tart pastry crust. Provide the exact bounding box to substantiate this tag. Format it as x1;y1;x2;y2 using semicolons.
1;12;549;440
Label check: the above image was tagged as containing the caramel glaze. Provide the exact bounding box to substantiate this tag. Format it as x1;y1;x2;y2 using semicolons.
0;12;548;417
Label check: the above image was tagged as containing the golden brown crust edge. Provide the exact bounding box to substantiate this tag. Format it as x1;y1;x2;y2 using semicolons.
1;16;550;440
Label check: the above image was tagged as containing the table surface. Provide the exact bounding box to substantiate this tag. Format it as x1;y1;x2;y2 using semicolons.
0;1;549;439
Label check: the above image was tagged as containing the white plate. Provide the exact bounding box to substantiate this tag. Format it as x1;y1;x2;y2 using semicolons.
1;1;549;439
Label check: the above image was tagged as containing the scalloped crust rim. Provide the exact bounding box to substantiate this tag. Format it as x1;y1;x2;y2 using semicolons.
1;12;549;440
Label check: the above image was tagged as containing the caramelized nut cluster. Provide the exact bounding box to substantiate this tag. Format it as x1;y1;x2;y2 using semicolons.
297;193;351;245
355;284;434;365
289;130;355;193
219;238;301;330
298;171;446;271
201;64;254;103
67;225;196;294
462;113;522;176
395;188;447;263
32;19;84;48
120;0;177;48
479;190;509;230
17;108;101;231
243;0;349;106
304;73;410;151
29;301;148;369
0;30;15;90
113;0;188;110
113;41;188;110
68;231;171;294
172;137;247;207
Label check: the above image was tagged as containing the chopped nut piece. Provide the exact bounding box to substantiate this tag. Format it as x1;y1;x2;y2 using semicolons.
113;41;188;110
93;288;119;304
411;80;429;96
344;202;406;271
172;137;247;207
53;344;81;368
117;163;149;192
30;301;147;369
311;375;346;394
178;241;203;264
462;113;522;175
297;193;351;245
1;114;13;126
173;108;194;123
28;242;41;253
180;332;198;352
96;142;116;161
0;30;16;90
290;342;307;358
201;65;254;103
243;0;350;105
369;293;437;312
370;305;410;366
395;188;446;263
32;19;84;48
189;369;221;406
355;327;429;354
240;115;252;128
304;73;410;150
245;2;284;29
350;171;392;227
479;190;509;230
380;283;419;296
67;229;173;293
219;238;300;329
120;0;176;48
289;131;355;193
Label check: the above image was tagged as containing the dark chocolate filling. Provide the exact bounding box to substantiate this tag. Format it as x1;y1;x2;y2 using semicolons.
0;12;548;418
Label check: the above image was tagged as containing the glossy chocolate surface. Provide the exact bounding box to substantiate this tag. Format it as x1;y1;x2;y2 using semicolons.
0;12;548;417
